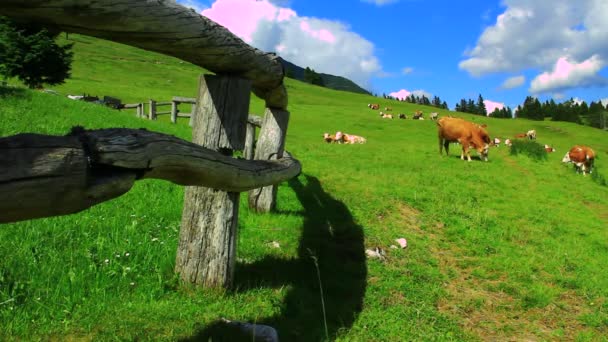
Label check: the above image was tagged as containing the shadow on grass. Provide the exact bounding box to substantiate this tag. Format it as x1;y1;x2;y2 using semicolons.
184;174;367;341
0;85;27;98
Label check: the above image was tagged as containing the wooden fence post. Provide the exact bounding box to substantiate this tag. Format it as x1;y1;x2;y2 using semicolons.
248;108;290;212
189;103;196;127
244;123;255;160
171;100;178;123
176;74;250;288
148;99;157;120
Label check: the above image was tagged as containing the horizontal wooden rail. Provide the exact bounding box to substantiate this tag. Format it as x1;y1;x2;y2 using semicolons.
0;0;287;109
0;127;301;223
172;96;197;104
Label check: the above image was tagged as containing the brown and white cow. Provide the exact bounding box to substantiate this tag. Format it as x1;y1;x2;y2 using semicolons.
335;131;367;144
385;107;393;111
437;117;491;161
544;144;556;153
323;133;339;143
562;145;595;175
398;113;407;119
380;112;393;119
368;103;380;110
429;112;439;121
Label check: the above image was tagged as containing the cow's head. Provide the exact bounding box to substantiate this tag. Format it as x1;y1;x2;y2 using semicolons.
562;152;571;163
479;143;490;161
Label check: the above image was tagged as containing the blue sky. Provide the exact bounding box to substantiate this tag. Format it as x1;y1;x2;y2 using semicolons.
177;0;608;112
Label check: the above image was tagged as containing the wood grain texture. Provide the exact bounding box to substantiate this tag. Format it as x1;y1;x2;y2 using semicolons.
0;128;301;223
176;74;249;288
248;108;290;212
0;0;288;109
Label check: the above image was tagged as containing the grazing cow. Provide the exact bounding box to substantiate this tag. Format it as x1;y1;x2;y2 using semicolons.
526;130;537;140
544;144;556;153
437;117;491;161
413;111;423;120
429;112;439;121
493;137;501;147
368;103;380;110
562;145;595;175
380;112;393;119
398;114;407;119
335;131;366;144
504;138;512;147
385;107;393;111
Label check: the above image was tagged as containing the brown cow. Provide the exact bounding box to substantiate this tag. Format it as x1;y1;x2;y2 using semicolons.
437;117;491;161
368;103;380;110
562;145;595;175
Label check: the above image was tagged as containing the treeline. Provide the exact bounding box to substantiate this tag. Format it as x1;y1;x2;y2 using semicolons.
454;94;513;118
382;93;449;110
515;96;608;129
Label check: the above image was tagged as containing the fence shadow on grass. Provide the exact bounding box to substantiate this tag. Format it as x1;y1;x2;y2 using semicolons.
183;174;367;341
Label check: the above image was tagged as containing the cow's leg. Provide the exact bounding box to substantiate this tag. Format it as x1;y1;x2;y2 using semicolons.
439;137;444;155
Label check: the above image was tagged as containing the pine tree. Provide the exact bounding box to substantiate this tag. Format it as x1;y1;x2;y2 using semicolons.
0;17;73;89
476;94;487;116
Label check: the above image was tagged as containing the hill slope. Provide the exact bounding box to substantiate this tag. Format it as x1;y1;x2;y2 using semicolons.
279;57;371;95
1;35;607;341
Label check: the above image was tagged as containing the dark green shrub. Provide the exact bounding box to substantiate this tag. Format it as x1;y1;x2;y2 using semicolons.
509;139;548;161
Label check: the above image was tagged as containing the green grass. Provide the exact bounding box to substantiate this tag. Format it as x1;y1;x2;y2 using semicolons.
1;34;608;341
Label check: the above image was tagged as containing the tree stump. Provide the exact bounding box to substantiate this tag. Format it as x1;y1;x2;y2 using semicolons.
248;108;290;212
176;74;250;288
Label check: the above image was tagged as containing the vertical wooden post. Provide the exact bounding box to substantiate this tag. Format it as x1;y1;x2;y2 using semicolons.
149;99;157;120
135;103;141;118
248;108;290;212
189;103;196;127
176;74;251;288
171;100;178;123
244;123;255;160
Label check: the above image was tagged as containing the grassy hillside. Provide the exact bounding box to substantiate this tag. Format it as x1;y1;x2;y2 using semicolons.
1;35;607;341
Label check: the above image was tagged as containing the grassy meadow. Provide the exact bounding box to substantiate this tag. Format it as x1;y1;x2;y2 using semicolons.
1;35;608;341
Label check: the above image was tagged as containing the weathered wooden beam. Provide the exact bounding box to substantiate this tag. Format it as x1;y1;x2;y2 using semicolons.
0;0;287;109
0;128;301;223
177;74;250;288
248;108;290;212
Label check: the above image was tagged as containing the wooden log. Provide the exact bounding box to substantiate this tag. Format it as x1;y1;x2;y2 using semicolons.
248;108;290;213
176;75;251;288
148;99;156;120
122;103;140;109
171;101;178;123
155;111;171;115
0;0;287;109
244;123;256;160
0;128;301;223
156;101;172;106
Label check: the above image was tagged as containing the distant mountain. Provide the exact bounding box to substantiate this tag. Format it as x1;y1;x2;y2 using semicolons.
278;57;371;95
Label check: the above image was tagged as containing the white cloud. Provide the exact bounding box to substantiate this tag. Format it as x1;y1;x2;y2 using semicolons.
361;0;399;5
500;75;525;89
202;0;382;88
389;89;431;100
529;55;607;93
484;99;505;114
459;0;608;91
402;67;414;75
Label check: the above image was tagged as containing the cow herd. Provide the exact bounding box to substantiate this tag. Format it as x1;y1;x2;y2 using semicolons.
325;103;598;176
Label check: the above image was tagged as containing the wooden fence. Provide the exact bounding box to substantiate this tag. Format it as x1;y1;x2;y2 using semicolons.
122;97;197;124
0;0;297;289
